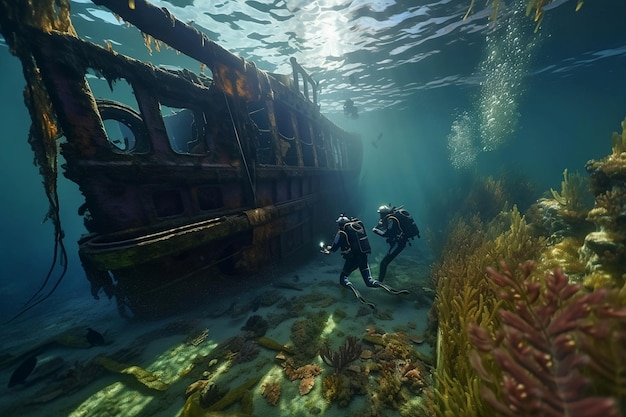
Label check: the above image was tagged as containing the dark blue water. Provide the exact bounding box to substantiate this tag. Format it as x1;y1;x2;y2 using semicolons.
1;0;625;319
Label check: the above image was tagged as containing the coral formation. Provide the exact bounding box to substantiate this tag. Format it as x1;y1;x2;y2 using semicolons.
321;371;367;407
426;174;537;267
282;360;322;395
261;381;281;405
581;117;626;290
298;376;315;395
290;310;329;362
283;361;322;380
198;382;227;408
377;366;405;408
241;315;269;338
424;119;626;417
550;168;590;215
238;341;260;363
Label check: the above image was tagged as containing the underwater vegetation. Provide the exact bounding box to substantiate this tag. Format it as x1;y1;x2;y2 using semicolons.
470;261;626;416
425;117;626;416
581;117;626;290
319;336;362;373
550;168;592;216
425;173;538;260
0;0;77;320
465;0;585;31
426;206;545;416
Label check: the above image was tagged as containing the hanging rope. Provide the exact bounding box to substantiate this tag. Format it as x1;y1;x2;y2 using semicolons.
224;93;256;206
2;13;69;323
9;197;68;323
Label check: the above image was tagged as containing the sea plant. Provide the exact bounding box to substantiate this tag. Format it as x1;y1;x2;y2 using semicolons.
319;335;362;373
468;261;626;416
290;310;329;362
0;0;76;321
610;117;626;155
550;168;591;214
464;0;584;31
427;206;546;416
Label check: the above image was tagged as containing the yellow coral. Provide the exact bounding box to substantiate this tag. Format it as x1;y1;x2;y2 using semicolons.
540;236;586;276
550;168;589;214
611;117;626;155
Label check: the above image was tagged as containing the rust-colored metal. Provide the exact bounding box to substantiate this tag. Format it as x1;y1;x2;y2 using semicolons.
1;0;362;318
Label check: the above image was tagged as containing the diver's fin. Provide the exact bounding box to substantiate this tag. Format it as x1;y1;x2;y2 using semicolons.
346;284;376;310
376;282;410;295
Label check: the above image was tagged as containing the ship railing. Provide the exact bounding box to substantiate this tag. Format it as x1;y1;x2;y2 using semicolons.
290;57;318;108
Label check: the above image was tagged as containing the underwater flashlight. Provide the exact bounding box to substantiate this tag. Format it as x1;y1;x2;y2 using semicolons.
319;241;325;248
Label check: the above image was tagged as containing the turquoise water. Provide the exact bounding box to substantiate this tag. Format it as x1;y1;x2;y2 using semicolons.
0;0;625;415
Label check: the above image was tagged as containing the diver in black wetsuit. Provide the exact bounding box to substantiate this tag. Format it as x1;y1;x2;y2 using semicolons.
322;214;409;308
322;215;377;289
372;205;420;282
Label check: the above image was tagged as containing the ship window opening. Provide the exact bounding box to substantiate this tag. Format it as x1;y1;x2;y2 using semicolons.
97;99;150;154
275;103;297;166
247;102;274;165
196;186;223;211
153;189;185;218
86;70;140;112
297;114;315;167
102;118;135;152
315;129;327;167
329;133;342;168
162;106;207;155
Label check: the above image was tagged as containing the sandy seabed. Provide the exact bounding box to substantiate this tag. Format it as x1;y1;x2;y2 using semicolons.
0;252;434;417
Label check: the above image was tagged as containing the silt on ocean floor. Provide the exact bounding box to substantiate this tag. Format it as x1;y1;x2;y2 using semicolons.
0;254;435;417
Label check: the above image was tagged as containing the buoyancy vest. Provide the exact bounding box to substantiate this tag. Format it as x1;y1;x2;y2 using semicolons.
342;219;371;254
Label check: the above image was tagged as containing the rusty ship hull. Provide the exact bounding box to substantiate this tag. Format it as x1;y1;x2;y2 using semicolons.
0;0;362;318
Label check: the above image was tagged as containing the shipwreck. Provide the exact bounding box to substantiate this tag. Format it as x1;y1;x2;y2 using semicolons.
0;0;362;318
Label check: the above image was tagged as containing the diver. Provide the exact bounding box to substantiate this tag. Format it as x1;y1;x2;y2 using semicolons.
322;214;409;309
372;205;421;282
343;99;359;119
